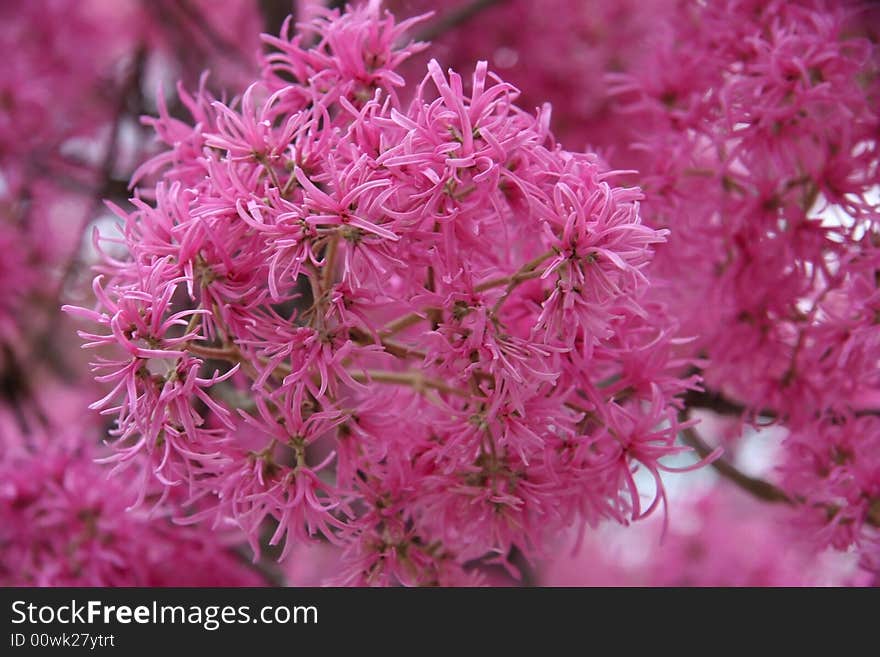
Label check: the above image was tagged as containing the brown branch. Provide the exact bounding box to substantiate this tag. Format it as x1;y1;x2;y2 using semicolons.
186;344;240;361
684;387;879;420
425;265;442;330
185;342;260;379
380;311;431;337
683;388;777;420
414;0;511;42
680;417;880;528
349;370;468;397
680;425;792;504
487;250;556;316
349;327;427;360
478;249;554;291
372;338;426;361
171;0;255;70
321;231;340;292
260;0;295;36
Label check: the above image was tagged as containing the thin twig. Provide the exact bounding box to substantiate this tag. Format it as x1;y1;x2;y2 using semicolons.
186;342;260;379
679;424;792;503
476;250;555;294
349;370;469;397
682;422;880;528
683;388;777;420
684;387;878;420
349;327;428;360
321;231;340;293
486;250;556;316
380;311;431;337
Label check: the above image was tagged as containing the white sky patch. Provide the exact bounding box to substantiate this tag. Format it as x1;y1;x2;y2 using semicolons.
80;211;127;267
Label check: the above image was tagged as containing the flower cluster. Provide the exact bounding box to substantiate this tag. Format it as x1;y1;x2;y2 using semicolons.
0;398;263;587
389;0;672;152
67;3;703;585
0;0;291;589
604;0;880;569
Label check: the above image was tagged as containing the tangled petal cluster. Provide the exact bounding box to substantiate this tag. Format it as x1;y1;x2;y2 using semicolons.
389;0;674;152
0;406;263;587
67;3;704;585
780;413;880;567
606;0;880;568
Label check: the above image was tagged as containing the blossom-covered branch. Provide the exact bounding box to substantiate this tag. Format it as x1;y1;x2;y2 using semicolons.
66;3;706;585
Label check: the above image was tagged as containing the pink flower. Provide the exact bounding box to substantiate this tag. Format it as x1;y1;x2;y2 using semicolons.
0;408;263;587
65;4;712;586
